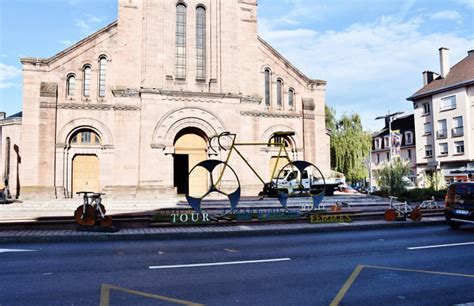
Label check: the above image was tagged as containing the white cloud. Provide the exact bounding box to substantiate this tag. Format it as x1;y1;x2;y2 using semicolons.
74;15;106;34
259;16;474;130
430;10;462;22
456;0;474;9
58;40;73;46
0;63;21;89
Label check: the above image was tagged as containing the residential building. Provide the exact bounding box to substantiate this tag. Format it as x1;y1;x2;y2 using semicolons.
0;0;329;199
407;48;474;186
370;114;416;188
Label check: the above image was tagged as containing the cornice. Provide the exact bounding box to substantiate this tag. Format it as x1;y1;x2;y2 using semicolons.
257;36;326;87
39;102;140;111
240;110;302;119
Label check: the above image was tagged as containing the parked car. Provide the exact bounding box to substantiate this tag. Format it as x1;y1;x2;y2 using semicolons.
403;177;417;190
338;185;359;194
444;182;474;229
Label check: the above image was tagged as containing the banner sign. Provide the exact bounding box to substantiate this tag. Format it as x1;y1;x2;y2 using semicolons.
391;129;402;158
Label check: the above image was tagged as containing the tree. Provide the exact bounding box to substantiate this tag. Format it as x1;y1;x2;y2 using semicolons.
375;159;411;195
329;111;371;182
325;105;336;131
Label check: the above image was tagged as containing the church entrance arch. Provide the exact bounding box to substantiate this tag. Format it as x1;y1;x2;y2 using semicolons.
173;127;208;196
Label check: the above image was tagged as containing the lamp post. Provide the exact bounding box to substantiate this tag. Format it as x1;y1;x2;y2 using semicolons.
374;111;404;194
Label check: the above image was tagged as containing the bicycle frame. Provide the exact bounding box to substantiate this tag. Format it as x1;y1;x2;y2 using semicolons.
209;132;294;188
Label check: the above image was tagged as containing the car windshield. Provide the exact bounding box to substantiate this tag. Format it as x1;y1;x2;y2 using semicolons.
455;184;474;201
277;170;290;179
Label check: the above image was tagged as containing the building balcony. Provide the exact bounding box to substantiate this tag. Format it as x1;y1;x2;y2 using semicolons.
452;127;464;137
436;129;447;139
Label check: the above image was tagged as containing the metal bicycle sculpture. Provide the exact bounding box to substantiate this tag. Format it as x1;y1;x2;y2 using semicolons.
185;131;326;217
74;192;113;227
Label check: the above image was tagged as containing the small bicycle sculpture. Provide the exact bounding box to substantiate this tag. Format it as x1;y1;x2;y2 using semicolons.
185;131;326;217
74;192;113;227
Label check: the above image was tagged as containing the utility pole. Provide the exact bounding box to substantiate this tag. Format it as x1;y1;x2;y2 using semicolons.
375;111;404;194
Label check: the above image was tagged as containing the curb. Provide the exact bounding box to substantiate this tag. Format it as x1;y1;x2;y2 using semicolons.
0;218;446;243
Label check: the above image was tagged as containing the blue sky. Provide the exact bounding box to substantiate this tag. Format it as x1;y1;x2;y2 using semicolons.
1;0;473;131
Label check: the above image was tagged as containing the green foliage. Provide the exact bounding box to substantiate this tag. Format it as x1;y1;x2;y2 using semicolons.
424;170;446;191
329;112;371;182
325;105;336;131
375;159;411;195
373;188;446;202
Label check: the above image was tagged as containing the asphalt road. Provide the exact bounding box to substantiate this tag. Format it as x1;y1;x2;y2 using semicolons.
1;225;474;306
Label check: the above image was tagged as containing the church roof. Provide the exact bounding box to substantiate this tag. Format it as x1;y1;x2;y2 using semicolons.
20;21;117;66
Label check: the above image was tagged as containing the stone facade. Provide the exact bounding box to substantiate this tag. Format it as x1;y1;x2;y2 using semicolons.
6;0;329;199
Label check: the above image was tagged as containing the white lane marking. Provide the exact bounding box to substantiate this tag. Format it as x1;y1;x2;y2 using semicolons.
408;242;474;250
0;248;36;254
149;257;291;270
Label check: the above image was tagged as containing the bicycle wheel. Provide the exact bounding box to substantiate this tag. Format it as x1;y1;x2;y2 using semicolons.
410;208;422;222
74;204;95;226
384;209;397;222
100;215;113;228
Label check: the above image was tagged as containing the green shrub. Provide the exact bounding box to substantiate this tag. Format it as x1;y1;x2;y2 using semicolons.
375;159;410;195
395;188;446;202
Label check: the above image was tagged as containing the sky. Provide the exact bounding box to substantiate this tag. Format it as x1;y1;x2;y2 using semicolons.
0;0;473;131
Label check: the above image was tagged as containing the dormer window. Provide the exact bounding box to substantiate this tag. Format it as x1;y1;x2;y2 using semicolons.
404;131;413;145
374;138;381;150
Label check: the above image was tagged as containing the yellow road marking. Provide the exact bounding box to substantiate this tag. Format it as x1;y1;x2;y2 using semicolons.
363;265;474;279
330;265;364;306
330;265;474;305
99;284;204;306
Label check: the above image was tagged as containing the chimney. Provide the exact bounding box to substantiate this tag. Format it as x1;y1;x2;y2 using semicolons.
439;47;450;78
0;112;5;120
468;50;474;56
422;71;438;86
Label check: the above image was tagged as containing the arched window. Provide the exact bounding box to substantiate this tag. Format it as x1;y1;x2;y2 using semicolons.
268;132;295;148
70;129;101;146
288;88;294;109
83;65;92;97
276;78;283;108
98;57;107;97
67;74;76;97
196;6;206;80
264;69;271;106
175;4;187;79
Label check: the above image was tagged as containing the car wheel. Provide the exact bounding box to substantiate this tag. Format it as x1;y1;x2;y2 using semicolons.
447;220;461;229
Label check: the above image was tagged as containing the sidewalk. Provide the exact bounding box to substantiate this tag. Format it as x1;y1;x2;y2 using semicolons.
0;217;446;243
0;197;184;222
0;195;446;243
0;194;389;222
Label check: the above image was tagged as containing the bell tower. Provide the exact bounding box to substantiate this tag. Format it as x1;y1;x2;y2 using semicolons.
115;0;144;89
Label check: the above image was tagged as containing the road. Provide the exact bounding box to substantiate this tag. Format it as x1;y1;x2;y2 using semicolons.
1;225;474;305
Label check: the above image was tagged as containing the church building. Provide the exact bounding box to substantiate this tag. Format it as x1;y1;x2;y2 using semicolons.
0;0;329;199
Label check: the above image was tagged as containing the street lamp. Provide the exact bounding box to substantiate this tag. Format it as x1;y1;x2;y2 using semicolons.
375;111;404;162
